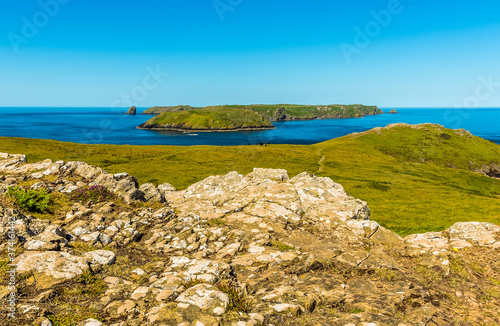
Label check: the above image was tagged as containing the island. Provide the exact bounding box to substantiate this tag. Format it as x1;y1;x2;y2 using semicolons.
137;107;276;132
142;104;383;121
138;104;383;132
388;109;398;114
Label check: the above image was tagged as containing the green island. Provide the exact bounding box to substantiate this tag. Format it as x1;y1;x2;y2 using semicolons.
1;123;498;236
139;104;383;131
137;107;275;132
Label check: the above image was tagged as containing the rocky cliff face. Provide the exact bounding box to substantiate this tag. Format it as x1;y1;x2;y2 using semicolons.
0;153;499;325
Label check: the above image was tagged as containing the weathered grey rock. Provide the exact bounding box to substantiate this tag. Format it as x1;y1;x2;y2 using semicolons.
39;318;53;326
76;318;103;326
74;162;105;180
94;173;143;203
24;225;68;250
248;168;289;182
139;183;164;203
157;182;176;197
80;231;101;244
131;286;150;300
83;250;116;265
448;222;500;246
176;284;229;315
14;251;89;288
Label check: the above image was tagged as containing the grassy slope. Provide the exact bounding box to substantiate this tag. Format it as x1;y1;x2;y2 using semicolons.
142;104;382;120
1;124;498;236
139;107;274;130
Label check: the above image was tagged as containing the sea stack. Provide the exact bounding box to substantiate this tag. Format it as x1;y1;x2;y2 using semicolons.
126;106;137;115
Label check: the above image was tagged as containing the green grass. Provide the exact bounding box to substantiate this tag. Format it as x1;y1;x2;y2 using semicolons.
1;124;498;236
139;107;274;130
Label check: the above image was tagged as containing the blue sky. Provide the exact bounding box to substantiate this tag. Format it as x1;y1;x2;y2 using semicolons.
0;0;499;107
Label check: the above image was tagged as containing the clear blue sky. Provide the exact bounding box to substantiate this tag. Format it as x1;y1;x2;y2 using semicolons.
1;0;499;107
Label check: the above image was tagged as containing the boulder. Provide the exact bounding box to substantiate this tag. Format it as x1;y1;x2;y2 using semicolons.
74;162;105;180
14;251;89;289
83;250;116;266
157;182;176;197
139;183;164;203
94;173;143;203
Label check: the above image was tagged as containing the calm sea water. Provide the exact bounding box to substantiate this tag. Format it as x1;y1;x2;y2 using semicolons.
0;107;498;146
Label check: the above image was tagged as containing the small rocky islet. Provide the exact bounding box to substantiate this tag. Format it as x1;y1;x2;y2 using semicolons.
0;143;499;325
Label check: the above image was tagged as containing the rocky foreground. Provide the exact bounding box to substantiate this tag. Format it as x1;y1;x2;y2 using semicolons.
0;153;499;326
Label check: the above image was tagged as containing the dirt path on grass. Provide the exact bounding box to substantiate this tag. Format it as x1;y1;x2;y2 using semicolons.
317;150;326;172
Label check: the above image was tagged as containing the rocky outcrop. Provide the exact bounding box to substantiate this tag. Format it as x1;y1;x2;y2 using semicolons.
125;106;137;115
1;153;499;325
473;162;500;179
0;154;167;204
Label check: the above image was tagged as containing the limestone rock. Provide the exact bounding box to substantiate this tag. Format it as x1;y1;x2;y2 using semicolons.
176;284;229;315
83;250;116;265
74;162;105;180
139;183;164;203
248;168;289;181
448;222;500;246
15;251;89;288
76;319;103;326
157;182;176;196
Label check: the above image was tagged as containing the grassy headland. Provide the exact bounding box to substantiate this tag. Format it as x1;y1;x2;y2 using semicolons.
137;107;275;131
141;104;382;121
1;123;498;236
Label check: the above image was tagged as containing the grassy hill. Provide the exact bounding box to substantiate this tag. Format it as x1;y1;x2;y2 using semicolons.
137;107;275;131
0;123;498;236
142;104;382;121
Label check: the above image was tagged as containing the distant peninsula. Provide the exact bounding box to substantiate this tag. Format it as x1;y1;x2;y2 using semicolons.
137;107;276;132
138;104;383;132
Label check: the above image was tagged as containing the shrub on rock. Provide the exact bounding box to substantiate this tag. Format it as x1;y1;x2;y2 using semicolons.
7;185;51;212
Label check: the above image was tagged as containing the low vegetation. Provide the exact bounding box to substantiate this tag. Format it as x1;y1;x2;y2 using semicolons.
1;123;498;236
6;186;51;213
70;185;114;205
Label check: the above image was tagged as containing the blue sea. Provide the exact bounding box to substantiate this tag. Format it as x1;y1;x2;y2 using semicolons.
0;107;498;146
